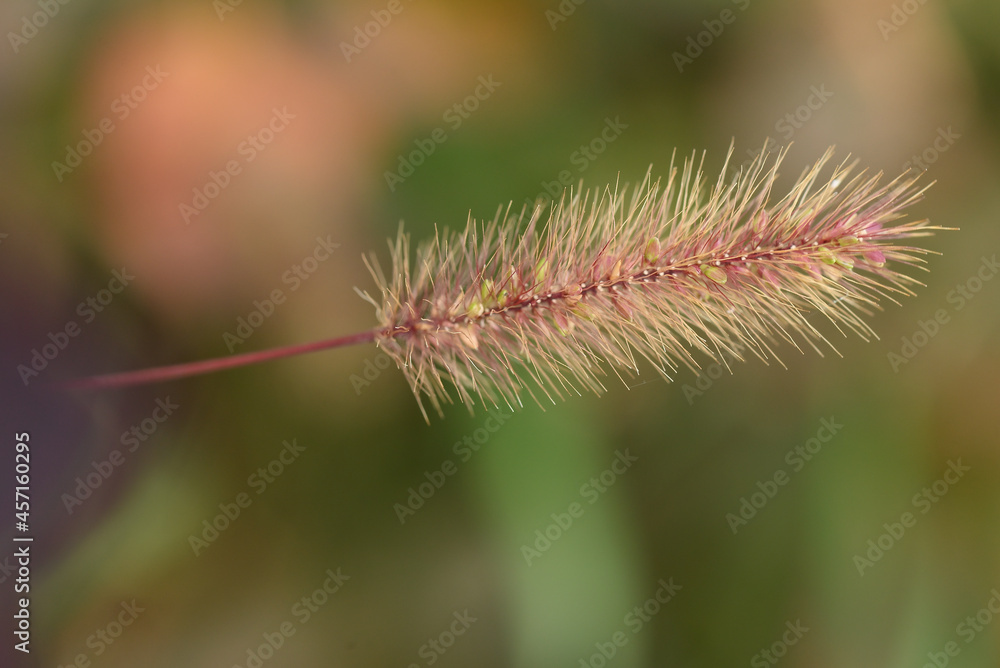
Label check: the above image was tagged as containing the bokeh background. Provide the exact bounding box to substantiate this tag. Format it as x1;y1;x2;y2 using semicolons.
2;0;999;666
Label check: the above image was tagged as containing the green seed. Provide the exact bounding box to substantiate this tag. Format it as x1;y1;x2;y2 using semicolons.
480;279;495;301
644;238;661;264
572;303;595;321
535;258;548;282
701;264;728;285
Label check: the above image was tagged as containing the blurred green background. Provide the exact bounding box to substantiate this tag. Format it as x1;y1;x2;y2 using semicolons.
2;0;999;666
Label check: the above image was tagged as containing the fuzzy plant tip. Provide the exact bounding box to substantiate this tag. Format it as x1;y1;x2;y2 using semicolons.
358;146;946;420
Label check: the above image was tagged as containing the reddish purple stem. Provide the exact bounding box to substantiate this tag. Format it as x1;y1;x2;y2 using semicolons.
60;329;379;391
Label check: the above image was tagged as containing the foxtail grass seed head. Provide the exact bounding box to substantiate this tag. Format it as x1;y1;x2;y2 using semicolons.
357;146;944;420
67;146;945;410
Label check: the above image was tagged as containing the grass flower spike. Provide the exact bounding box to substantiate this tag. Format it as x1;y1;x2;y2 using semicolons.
68;146;945;421
359;146;941;419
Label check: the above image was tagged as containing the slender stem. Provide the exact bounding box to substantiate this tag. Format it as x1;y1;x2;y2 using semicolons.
59;329;380;391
